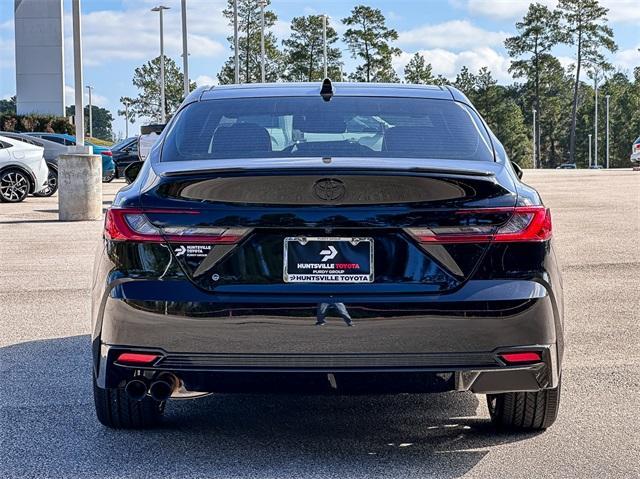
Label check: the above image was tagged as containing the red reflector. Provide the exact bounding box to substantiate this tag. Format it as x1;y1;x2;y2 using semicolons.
499;352;542;364
117;352;159;365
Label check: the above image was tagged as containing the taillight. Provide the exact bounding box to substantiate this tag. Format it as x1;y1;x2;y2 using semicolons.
102;150;112;156
498;351;542;364
104;208;250;244
406;206;552;244
634;143;640;153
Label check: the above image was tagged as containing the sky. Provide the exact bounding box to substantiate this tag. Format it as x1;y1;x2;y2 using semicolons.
1;0;639;139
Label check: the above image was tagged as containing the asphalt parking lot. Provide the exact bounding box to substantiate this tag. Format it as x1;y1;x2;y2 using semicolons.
1;170;639;478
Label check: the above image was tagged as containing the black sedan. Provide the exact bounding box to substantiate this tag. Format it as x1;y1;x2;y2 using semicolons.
110;136;139;178
92;81;564;431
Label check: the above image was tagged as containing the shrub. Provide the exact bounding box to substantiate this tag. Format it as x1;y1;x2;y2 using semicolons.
0;114;74;134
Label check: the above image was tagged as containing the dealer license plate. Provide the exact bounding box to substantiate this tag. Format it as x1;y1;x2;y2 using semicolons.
283;237;374;283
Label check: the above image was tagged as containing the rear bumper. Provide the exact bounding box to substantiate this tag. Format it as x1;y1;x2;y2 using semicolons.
93;277;562;394
98;343;558;394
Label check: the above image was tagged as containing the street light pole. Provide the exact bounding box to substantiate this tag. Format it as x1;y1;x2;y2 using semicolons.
605;94;610;169
86;85;93;138
233;0;239;83
71;0;84;148
124;100;129;138
151;5;170;123
588;134;592;167
594;75;598;168
532;108;537;169
259;0;266;82
322;14;328;78
181;0;189;98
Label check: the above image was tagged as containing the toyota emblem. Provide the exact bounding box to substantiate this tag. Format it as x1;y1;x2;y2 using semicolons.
313;178;346;201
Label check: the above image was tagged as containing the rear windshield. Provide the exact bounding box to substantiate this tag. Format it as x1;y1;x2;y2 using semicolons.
162;96;494;162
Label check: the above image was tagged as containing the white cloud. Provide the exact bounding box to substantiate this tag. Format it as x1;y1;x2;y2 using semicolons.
64;85;109;108
398;20;509;50
394;47;513;83
614;45;640;72
557;55;576;72
454;0;640;23
61;2;226;68
195;74;216;87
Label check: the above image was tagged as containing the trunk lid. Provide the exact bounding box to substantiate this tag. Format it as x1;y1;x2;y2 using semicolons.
140;159;517;294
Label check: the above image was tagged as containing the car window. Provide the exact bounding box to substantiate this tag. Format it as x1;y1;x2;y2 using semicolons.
42;135;66;145
2;135;40;146
162;96;494;162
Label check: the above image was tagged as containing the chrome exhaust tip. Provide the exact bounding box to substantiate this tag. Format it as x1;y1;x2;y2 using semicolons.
148;373;178;401
124;377;148;401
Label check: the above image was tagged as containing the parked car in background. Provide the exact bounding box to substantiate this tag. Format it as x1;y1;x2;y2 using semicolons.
0;131;68;196
110;136;139;178
556;163;577;169
25;132;116;182
0;135;49;202
93;82;564;432
631;136;640;164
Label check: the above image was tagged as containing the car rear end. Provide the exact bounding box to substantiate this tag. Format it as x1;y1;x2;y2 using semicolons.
92;84;564;430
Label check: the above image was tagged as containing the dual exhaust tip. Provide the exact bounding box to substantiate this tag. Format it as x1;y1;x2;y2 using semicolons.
124;373;177;401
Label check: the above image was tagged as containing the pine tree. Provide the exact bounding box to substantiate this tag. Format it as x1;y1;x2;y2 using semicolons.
218;0;281;84
124;56;194;122
505;3;563;167
455;67;532;166
342;6;401;82
558;0;617;163
403;53;434;84
282;15;342;82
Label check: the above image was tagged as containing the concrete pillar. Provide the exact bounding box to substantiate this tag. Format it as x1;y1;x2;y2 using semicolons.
57;153;102;221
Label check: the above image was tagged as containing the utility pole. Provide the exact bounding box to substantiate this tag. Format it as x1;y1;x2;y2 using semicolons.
151;5;170;123
86;85;93;138
322;14;328;78
259;0;266;82
532;108;537;169
233;0;239;83
72;0;85;148
588;134;592;167
605;94;610;169
181;0;189;98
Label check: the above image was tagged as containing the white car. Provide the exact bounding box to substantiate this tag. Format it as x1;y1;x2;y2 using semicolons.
631;136;640;164
0;134;49;202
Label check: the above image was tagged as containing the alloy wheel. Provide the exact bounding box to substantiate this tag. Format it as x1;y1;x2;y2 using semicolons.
0;170;30;202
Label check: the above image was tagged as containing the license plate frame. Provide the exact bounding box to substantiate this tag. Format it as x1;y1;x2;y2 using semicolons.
283;237;374;283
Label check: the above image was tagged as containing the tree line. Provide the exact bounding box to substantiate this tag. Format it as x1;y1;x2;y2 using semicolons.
121;0;639;168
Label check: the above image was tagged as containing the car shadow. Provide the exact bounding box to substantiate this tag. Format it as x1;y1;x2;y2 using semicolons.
0;335;540;478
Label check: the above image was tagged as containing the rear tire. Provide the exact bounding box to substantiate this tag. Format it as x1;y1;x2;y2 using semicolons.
487;379;561;431
93;374;164;429
33;169;58;197
102;172;115;183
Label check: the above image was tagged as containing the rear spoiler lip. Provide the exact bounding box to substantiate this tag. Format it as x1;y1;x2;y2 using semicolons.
154;157;498;178
160;166;495;178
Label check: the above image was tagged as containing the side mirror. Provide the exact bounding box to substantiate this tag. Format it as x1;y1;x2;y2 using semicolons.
512;162;523;179
124;161;143;184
